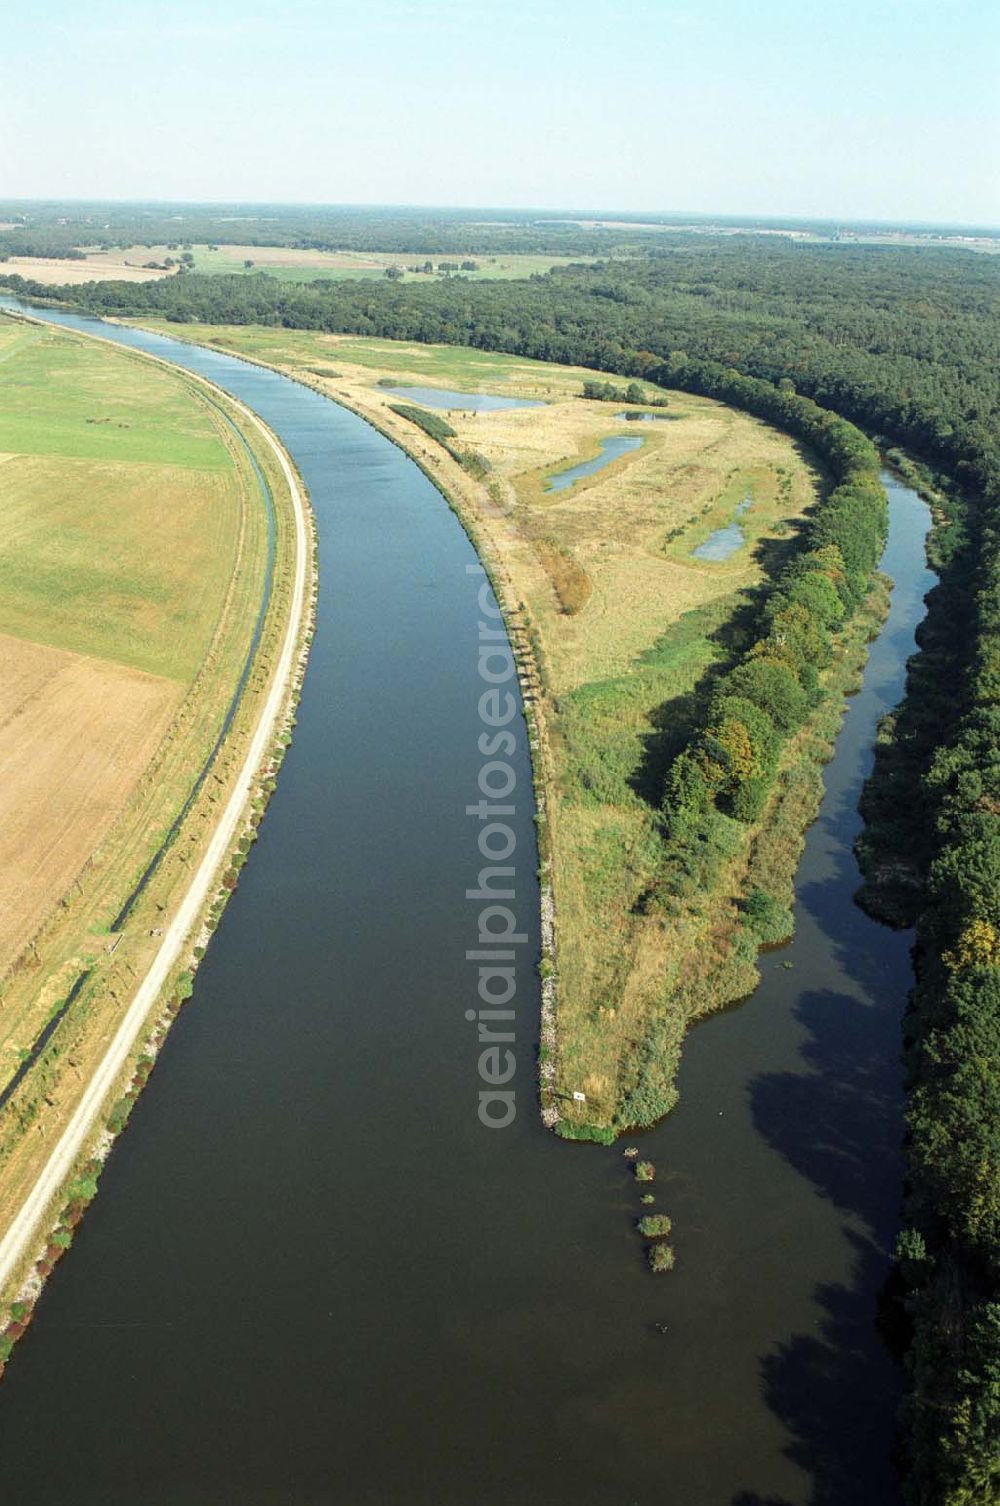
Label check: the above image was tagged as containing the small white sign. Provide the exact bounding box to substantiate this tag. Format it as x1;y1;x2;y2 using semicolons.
572;1090;587;1102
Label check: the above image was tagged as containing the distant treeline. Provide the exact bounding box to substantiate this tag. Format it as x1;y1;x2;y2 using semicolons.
8;238;1000;1500
1;202;994;265
0;202;662;260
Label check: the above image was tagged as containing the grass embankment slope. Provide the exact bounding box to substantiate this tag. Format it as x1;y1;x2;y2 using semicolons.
0;318;305;1296
126;321;833;1136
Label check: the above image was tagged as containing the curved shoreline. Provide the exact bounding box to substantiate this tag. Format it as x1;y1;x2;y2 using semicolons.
82;327;890;1144
97;330;566;1126
0;316;314;1305
295;378;891;1142
0;385;281;1113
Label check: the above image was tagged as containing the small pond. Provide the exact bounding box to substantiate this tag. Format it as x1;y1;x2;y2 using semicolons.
381;384;543;412
616;410;673;422
692;494;752;561
545;434;643;492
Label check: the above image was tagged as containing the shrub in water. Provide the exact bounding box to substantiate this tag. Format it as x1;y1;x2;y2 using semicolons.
637;1214;673;1237
648;1243;676;1273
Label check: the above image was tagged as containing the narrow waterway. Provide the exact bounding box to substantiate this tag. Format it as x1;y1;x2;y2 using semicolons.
0;300;932;1505
546;433;643;491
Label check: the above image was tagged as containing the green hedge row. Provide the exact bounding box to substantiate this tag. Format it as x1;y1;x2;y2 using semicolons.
653;360;888;903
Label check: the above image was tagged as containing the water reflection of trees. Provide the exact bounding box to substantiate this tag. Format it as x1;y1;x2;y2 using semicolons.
739;974;907;1506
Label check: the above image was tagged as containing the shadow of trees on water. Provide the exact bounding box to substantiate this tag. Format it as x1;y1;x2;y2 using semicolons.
730;980;906;1506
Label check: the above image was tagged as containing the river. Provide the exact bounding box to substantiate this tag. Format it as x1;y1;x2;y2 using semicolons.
0;299;932;1505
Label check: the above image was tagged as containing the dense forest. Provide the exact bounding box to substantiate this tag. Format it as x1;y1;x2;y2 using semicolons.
861;455;1000;1502
6;235;1000;1504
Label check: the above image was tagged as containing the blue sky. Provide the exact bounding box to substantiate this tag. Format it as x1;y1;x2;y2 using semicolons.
5;0;998;223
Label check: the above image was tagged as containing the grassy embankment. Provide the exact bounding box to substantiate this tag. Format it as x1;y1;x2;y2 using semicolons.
121;321;847;1138
0;318;310;1310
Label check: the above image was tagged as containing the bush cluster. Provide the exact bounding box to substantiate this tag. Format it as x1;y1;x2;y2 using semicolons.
657;370;887;903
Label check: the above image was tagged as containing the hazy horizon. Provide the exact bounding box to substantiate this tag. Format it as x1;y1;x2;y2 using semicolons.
2;196;999;235
5;0;999;225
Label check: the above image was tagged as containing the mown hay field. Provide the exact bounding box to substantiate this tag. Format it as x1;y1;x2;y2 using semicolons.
0;633;179;977
185;245;597;281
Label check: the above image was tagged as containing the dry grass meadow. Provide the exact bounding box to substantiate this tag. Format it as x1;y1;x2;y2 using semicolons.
127;321;822;1131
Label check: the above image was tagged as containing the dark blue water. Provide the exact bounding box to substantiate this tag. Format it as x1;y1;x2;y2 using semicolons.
0;300;927;1505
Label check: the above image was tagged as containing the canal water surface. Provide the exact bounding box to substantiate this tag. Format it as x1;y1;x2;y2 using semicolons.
0;301;931;1505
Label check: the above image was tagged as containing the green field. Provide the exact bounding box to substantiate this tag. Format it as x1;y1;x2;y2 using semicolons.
40;244;604;286
0;328;229;468
128;319;605;396
0;313;295;1271
180;247;601;283
0;323;246;678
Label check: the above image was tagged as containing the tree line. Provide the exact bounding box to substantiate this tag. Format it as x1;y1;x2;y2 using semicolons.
0;201;660;262
654;367;886;912
862;466;1000;1503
